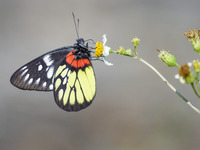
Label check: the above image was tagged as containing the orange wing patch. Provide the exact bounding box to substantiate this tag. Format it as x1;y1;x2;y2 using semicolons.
66;51;75;64
66;51;91;68
77;59;91;68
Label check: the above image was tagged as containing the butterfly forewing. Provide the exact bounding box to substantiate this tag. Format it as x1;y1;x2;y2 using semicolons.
53;51;96;111
10;47;74;91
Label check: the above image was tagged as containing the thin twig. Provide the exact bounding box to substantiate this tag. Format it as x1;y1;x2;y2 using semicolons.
136;57;200;114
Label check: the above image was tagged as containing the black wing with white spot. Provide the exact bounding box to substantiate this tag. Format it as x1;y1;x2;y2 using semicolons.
10;46;74;91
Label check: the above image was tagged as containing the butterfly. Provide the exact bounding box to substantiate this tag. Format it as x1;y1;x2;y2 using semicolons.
10;14;96;111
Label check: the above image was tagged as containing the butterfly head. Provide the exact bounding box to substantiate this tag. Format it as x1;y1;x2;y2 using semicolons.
73;38;92;59
76;38;85;45
75;38;88;50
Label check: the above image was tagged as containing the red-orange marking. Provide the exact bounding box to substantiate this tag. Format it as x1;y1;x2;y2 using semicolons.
66;51;91;68
66;51;75;64
71;60;78;68
78;59;84;68
82;59;91;65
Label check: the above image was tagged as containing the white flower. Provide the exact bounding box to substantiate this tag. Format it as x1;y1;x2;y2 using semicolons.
175;74;185;84
102;34;107;45
102;34;111;57
103;58;113;66
188;62;192;67
102;34;112;65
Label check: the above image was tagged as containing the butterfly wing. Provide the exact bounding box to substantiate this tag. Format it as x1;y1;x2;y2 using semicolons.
10;46;74;91
53;51;96;111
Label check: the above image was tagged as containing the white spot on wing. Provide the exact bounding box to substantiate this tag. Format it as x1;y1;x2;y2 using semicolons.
21;69;28;77
52;76;55;83
28;78;33;85
38;65;43;71
21;66;27;71
63;77;67;85
43;54;54;66
47;66;54;79
67;70;71;77
49;84;53;90
35;78;41;85
24;74;29;82
42;82;47;88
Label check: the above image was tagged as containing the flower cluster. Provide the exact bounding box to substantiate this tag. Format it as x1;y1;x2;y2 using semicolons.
184;29;200;52
94;35;141;65
156;28;200;105
94;32;200;113
157;29;200;86
157;48;199;84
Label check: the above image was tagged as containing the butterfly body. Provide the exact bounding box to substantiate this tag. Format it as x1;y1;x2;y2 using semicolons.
10;38;96;111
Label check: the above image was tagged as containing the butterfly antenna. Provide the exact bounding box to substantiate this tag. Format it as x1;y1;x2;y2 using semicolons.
72;12;79;39
77;18;80;34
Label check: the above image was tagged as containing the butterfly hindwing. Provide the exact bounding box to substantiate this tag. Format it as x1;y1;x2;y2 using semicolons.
53;51;96;111
10;47;74;91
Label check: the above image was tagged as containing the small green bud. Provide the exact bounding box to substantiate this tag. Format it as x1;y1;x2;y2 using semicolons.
131;37;140;46
185;73;195;84
125;48;132;56
157;49;177;67
193;60;200;72
117;46;126;55
192;41;200;53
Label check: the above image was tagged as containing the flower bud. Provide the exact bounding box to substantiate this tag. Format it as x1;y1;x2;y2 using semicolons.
184;29;197;39
193;60;200;72
117;46;126;55
125;49;132;56
192;41;200;53
184;29;200;53
179;64;195;84
157;49;177;67
131;37;140;46
185;73;195;84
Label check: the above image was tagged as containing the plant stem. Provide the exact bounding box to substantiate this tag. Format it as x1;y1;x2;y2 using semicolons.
133;46;138;56
191;82;200;98
135;56;200;114
196;72;200;93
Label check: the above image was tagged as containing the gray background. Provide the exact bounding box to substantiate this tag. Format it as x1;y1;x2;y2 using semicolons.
1;0;200;150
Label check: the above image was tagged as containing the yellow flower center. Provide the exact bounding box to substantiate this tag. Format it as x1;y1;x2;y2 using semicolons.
94;42;104;57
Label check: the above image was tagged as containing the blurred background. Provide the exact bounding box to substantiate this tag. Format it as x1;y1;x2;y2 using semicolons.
1;0;200;150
